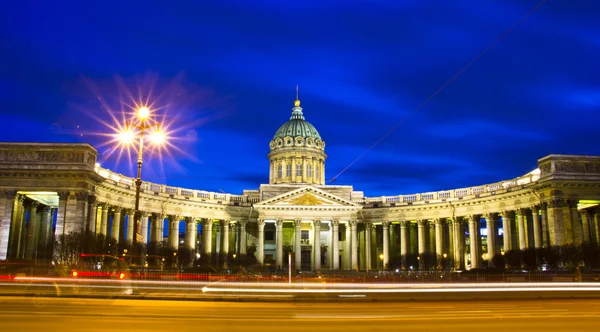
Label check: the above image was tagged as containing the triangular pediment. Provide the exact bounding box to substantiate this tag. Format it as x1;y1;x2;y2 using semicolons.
254;186;360;207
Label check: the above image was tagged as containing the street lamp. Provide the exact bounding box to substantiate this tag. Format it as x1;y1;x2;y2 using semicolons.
117;105;165;255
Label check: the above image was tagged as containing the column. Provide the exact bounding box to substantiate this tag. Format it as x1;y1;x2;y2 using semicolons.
516;208;527;250
453;218;465;270
112;207;122;243
331;219;339;270
501;211;515;252
222;219;230;257
24;202;39;261
485;213;497;264
531;206;542;248
38;207;52;260
0;191;17;260
168;215;179;250
126;210;135;243
468;215;480;269
540;203;549;247
417;219;428;257
141;212;149;245
203;219;213;255
154;215;164;243
569;200;582;245
400;220;409;269
294;219;302;270
594;212;600;245
100;204;109;237
434;218;443;266
364;221;372;271
87;195;97;233
547;199;564;246
313;220;321;271
581;211;591;243
275;219;283;269
185;217;196;249
350;220;358;271
382;221;390;269
239;219;247;255
257;219;264;265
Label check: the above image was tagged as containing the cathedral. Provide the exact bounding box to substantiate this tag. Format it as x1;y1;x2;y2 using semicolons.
1;95;600;271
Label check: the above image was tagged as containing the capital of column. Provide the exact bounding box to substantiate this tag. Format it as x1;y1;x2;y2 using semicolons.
417;219;428;227
257;219;265;226
381;220;390;228
124;208;134;215
451;217;465;225
363;221;372;229
185;216;194;223
88;194;97;205
141;211;149;218
169;215;181;222
294;219;302;227
349;220;358;227
57;191;70;201
112;206;122;213
76;191;88;201
582;210;592;218
567;199;579;208
500;210;515;219
531;205;540;214
434;218;445;225
467;215;479;223
222;219;231;226
275;219;283;227
399;220;410;227
313;220;321;227
42;206;52;213
2;190;18;199
516;207;528;215
26;200;40;210
547;198;564;209
331;219;340;227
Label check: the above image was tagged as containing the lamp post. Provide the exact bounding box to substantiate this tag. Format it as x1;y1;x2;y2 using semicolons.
117;106;165;259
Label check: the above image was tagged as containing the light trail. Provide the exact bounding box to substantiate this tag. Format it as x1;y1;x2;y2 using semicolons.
329;0;549;183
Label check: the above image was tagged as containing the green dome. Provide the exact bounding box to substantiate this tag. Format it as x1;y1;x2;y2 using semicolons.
273;103;322;141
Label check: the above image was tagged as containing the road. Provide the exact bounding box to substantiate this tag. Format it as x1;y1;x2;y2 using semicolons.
0;296;599;331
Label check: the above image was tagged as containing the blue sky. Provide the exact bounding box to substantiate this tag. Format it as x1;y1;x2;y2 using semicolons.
1;0;599;197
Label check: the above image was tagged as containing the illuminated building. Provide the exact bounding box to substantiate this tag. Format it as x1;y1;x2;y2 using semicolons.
1;96;599;271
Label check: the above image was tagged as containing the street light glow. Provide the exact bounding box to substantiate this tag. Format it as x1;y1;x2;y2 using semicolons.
118;129;135;144
150;130;166;144
138;106;150;119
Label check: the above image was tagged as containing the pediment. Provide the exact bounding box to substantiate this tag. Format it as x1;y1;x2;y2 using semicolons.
254;186;360;208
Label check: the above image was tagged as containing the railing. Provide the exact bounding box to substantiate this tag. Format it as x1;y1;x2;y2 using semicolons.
93;164;542;206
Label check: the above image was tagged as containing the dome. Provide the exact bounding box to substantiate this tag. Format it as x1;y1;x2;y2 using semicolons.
272;100;322;141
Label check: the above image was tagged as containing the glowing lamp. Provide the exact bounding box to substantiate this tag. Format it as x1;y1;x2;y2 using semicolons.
118;130;135;144
138;107;150;119
149;130;165;144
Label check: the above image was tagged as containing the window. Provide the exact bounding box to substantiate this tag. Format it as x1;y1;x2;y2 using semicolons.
315;164;319;178
286;164;292;177
307;165;312;178
296;164;302;176
277;165;282;178
301;230;309;240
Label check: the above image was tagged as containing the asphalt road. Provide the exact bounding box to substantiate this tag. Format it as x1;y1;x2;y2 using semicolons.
0;296;599;331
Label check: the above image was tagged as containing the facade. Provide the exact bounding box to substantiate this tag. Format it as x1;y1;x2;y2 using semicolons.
1;97;600;271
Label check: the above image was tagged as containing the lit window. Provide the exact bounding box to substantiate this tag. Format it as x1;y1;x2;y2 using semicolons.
277;165;282;178
296;164;302;176
286;164;292;177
